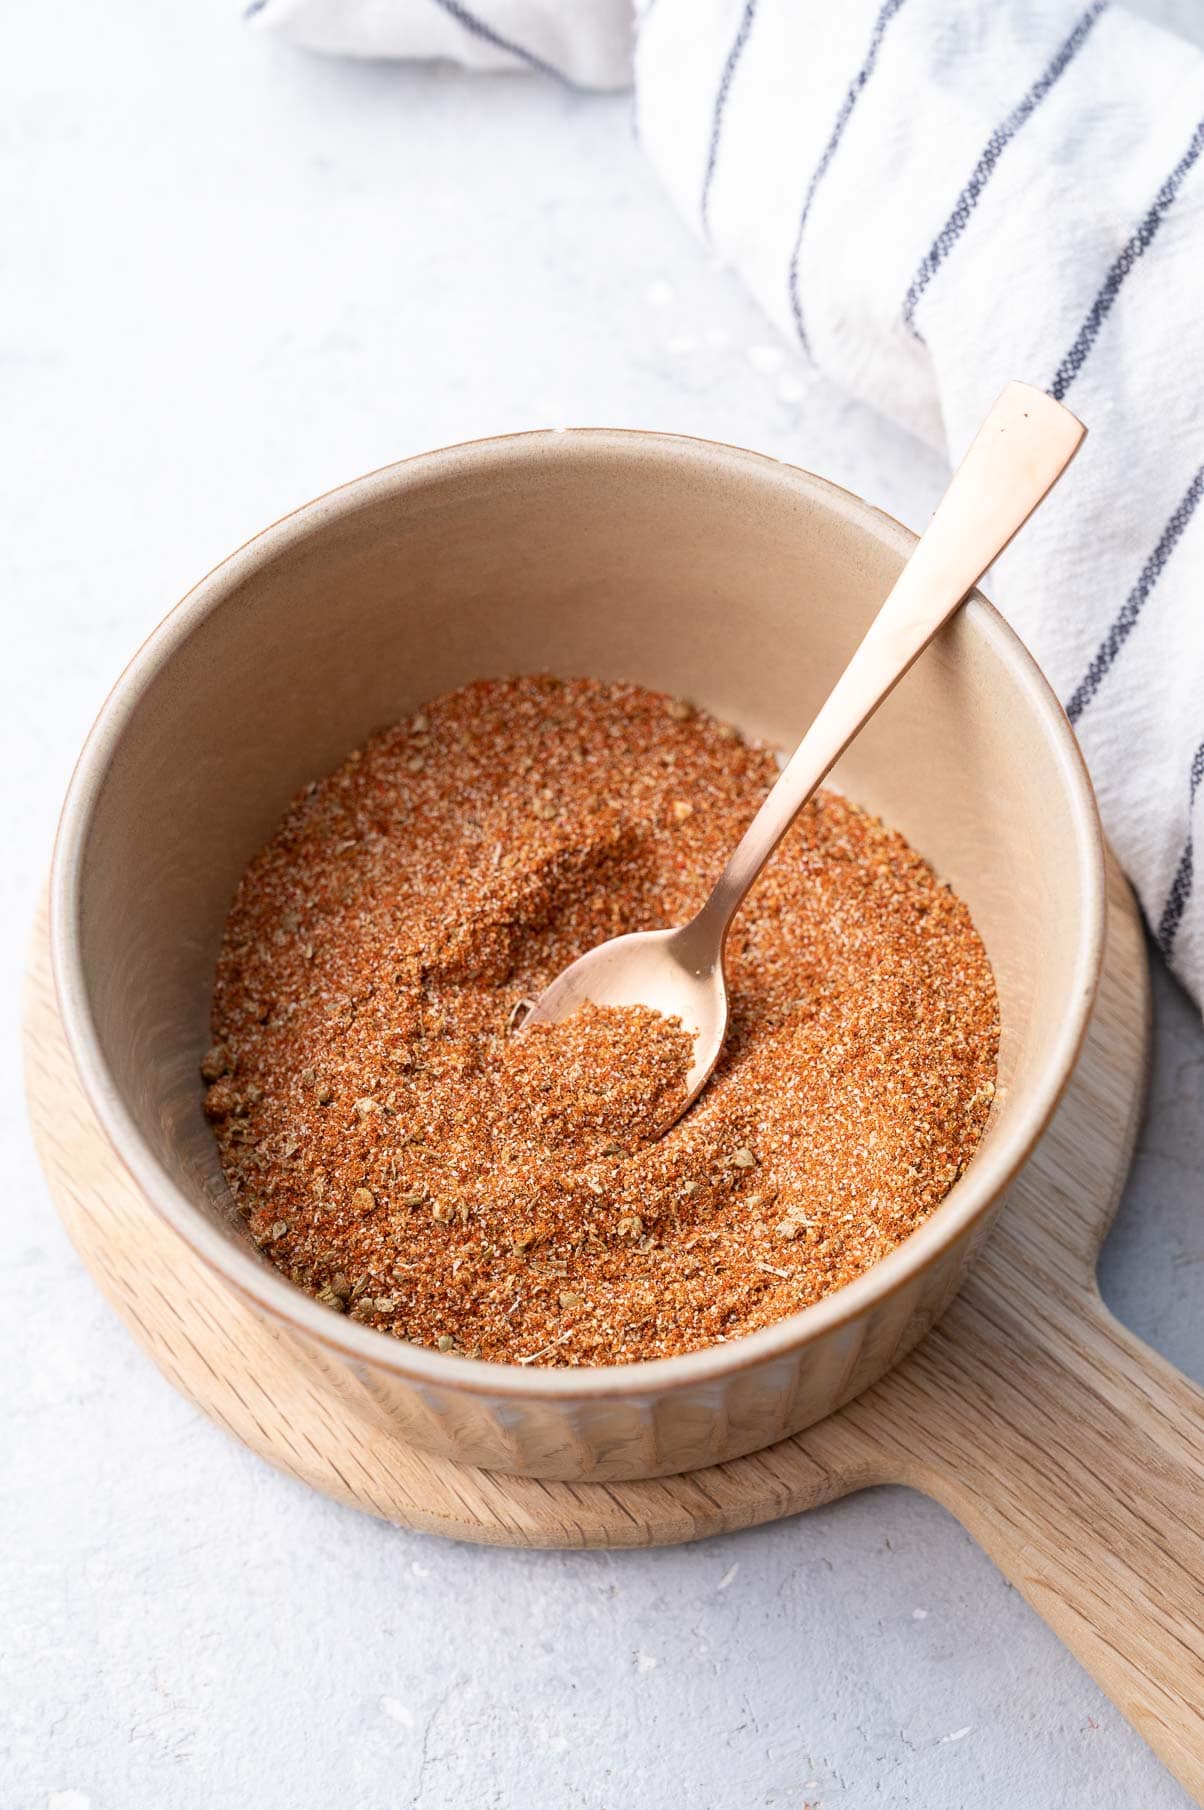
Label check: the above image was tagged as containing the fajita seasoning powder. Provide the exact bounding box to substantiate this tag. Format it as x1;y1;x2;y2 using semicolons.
203;676;999;1366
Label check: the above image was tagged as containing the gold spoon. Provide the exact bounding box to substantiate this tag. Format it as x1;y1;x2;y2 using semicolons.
518;381;1085;1129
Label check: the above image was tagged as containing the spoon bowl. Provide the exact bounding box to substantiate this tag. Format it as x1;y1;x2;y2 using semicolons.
522;919;728;1111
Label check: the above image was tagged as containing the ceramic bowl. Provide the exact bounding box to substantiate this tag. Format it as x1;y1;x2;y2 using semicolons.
51;430;1104;1480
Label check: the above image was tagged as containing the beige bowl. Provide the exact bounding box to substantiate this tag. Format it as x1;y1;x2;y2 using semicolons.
51;430;1104;1481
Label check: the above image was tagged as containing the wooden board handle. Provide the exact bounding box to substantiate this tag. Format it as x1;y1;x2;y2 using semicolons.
889;1282;1204;1797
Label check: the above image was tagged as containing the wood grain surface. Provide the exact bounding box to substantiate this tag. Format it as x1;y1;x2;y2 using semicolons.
24;857;1204;1800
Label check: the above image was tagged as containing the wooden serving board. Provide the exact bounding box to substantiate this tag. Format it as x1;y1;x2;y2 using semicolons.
24;860;1204;1800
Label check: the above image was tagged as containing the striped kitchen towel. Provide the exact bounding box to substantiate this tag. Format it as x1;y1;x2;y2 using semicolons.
253;0;1204;1010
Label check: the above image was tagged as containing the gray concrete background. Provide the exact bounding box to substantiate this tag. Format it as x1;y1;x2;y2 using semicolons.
4;3;1202;1805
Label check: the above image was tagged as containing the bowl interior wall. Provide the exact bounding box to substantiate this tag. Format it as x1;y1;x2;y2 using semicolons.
71;435;1090;1286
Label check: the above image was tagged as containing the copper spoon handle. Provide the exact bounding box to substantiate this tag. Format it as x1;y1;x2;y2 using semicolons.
684;381;1085;956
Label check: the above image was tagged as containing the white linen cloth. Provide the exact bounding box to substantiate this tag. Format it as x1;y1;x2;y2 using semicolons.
253;0;1204;1008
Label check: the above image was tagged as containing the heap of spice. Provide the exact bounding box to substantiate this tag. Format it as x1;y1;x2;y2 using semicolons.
204;675;999;1366
504;1003;694;1151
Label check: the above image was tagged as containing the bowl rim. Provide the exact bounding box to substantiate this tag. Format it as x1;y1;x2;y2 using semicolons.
50;426;1106;1402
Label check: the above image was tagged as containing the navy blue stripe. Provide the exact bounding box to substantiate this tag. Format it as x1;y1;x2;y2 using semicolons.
243;0;270;16
1050;116;1204;401
700;1;759;242
429;0;574;86
1065;465;1204;725
1158;740;1204;960
902;3;1107;338
788;0;909;358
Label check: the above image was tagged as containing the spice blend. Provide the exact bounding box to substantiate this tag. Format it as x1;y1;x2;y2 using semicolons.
505;1003;694;1151
204;675;999;1365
